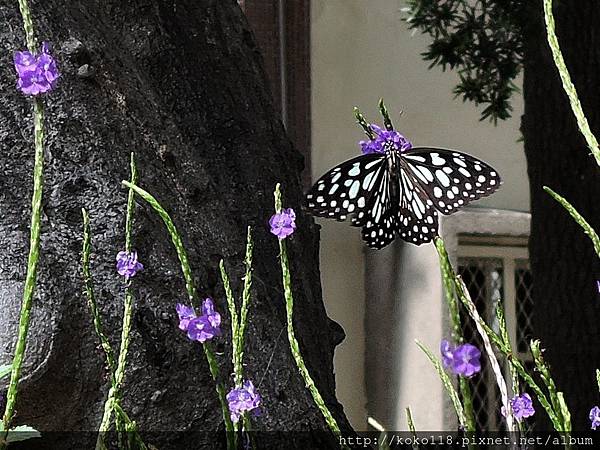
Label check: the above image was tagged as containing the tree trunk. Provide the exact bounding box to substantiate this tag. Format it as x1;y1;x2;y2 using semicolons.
0;0;351;448
522;0;600;431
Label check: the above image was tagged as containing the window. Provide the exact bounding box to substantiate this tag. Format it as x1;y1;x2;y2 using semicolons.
457;240;534;431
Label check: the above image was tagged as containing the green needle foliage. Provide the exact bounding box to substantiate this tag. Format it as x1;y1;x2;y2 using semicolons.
121;181;235;449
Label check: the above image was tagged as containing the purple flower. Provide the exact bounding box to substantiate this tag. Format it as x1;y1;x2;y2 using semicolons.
176;303;196;331
440;340;481;377
14;42;59;96
116;250;144;280
590;406;600;430
359;123;412;155
269;208;296;239
178;298;221;343
502;393;535;421
226;380;262;423
440;339;454;368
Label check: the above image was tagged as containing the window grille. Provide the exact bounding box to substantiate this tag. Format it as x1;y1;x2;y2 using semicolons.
457;244;533;431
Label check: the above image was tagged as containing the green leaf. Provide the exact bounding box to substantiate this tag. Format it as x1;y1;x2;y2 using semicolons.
0;364;12;380
6;425;41;443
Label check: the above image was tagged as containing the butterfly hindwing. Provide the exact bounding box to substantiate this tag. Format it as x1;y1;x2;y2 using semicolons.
359;168;399;248
305;153;385;221
402;148;501;215
396;166;439;245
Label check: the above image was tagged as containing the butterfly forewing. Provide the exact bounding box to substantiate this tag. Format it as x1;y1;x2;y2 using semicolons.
305;154;385;221
403;148;501;215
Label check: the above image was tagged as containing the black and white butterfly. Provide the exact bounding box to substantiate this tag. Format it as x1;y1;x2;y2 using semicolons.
305;127;501;249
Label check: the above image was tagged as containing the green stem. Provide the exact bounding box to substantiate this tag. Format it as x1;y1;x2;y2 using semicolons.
543;0;600;166
82;209;117;380
238;227;254;372
434;238;562;430
219;261;240;386
433;239;476;432
544;187;600;258
97;154;139;449
1;97;44;444
416;340;467;429
378;98;394;131
121;181;235;449
273;184;346;448
353;107;376;139
17;0;37;52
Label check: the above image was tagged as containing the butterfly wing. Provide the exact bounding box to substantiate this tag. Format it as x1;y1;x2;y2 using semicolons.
305;153;386;221
396;166;439;245
357;164;439;248
358;166;399;248
402;147;502;215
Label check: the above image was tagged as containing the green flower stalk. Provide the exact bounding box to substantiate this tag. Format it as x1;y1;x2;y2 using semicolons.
415;340;467;429
272;184;346;447
543;0;600;166
96;153;143;450
82;209;117;381
435;237;568;431
434;239;476;432
121;181;234;449
1;0;45;443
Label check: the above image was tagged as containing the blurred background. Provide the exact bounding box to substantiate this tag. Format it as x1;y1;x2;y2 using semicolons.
240;0;530;432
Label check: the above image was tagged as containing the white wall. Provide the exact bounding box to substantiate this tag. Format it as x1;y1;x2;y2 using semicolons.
311;0;527;430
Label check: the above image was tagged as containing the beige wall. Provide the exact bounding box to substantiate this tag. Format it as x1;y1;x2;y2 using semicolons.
311;0;527;430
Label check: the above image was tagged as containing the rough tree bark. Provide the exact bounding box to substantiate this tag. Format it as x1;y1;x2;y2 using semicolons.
0;0;351;448
523;0;600;431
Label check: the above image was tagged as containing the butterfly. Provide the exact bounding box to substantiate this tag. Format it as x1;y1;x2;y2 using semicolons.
304;105;502;249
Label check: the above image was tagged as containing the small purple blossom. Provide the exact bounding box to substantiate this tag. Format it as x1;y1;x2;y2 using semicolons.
176;303;196;331
590;406;600;430
115;250;144;280
14;42;59;96
177;298;221;343
440;339;481;377
502;393;535;421
226;380;262;423
359;124;412;155
269;208;296;239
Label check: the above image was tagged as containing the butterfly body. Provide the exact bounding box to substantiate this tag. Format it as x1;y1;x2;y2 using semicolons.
305;141;501;249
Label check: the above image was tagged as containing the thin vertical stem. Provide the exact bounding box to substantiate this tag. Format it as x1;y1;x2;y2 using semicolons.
273;184;347;448
1;97;44;443
543;0;600;166
82;209;117;380
96;154;139;449
433;238;476;432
